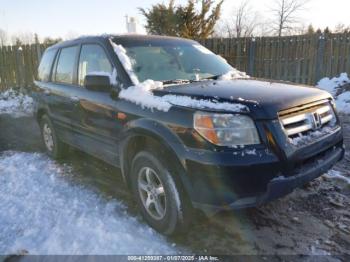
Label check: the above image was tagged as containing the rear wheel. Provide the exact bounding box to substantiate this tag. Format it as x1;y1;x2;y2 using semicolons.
40;115;67;159
131;151;192;235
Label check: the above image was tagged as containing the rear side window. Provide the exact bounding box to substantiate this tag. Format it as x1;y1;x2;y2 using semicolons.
78;44;113;86
54;46;79;84
37;49;57;82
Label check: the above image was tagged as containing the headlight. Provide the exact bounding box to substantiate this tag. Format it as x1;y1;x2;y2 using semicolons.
194;112;260;146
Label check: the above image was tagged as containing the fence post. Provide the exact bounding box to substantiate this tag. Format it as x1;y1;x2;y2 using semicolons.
15;46;25;89
248;37;256;76
35;42;42;62
315;34;326;84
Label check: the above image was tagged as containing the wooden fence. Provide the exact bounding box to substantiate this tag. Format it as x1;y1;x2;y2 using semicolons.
0;43;51;91
200;33;350;85
1;33;350;90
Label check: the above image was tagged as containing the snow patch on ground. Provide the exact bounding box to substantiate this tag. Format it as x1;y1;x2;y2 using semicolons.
0;89;34;117
0;151;178;255
335;91;350;114
317;73;350;114
324;170;350;186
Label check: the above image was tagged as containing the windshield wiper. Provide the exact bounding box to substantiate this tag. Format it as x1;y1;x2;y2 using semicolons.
199;74;223;81
162;79;193;85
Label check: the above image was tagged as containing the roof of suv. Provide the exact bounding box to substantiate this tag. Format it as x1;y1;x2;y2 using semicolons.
47;34;196;50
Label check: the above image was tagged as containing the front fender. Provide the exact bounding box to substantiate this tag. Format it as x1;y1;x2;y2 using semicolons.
119;118;194;199
120;118;187;166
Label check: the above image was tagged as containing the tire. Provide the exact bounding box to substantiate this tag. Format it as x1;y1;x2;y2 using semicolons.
40;115;67;159
131;151;192;235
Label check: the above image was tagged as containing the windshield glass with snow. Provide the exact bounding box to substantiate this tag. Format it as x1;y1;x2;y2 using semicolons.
117;41;234;83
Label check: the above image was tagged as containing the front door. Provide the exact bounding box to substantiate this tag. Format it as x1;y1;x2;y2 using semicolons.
71;43;122;165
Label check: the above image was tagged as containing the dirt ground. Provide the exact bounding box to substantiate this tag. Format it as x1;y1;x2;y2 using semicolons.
0;114;349;259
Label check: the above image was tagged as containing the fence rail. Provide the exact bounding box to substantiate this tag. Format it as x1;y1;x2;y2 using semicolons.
1;33;350;90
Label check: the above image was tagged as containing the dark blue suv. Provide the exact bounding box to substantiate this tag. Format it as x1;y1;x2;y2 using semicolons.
33;35;344;234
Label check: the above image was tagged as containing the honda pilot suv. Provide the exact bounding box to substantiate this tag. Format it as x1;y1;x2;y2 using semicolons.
33;35;344;235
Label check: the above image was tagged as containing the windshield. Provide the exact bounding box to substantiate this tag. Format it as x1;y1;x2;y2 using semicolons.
119;41;234;83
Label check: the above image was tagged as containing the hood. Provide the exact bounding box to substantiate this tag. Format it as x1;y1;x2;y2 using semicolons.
154;78;332;119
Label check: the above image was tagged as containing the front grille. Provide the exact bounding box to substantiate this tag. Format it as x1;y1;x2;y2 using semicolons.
279;101;338;144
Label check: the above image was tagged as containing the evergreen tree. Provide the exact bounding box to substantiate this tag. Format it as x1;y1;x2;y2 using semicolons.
324;27;331;34
139;0;180;36
306;24;314;34
140;0;224;39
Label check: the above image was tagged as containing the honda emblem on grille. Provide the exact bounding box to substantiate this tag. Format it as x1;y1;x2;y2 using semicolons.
312;112;322;130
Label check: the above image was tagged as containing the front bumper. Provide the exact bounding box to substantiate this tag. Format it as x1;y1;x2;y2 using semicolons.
180;126;344;215
192;146;344;214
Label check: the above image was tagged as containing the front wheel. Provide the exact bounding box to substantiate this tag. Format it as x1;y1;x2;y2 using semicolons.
40;115;67;159
131;151;192;235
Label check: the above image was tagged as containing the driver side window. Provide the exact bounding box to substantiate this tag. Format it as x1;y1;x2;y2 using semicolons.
78;44;113;86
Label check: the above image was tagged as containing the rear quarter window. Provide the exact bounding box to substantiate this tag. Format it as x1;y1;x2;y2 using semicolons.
37;49;57;82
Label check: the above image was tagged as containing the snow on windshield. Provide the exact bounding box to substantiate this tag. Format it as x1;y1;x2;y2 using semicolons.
0;151;179;255
109;39;140;85
112;40;249;112
0;89;34;117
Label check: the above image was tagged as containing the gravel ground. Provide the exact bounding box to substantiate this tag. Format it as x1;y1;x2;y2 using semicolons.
0;114;349;259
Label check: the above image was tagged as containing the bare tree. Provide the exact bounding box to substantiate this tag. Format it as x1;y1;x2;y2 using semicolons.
11;31;35;45
220;0;261;38
334;23;350;33
270;0;308;37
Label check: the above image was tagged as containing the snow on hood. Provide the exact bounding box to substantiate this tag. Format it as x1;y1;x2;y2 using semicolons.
317;73;350;114
119;80;249;113
0;89;34;117
0;151;179;255
119;80;171;112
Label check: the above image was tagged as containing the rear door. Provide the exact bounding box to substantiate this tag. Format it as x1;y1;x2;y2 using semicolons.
47;45;80;141
35;45;80;141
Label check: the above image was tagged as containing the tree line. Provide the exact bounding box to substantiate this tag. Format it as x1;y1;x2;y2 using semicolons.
1;0;350;47
140;0;350;39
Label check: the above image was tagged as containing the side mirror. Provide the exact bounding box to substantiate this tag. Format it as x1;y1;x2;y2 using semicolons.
84;74;111;92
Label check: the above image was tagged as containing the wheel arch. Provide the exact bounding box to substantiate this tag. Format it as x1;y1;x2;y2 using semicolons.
120;119;193;200
36;107;49;123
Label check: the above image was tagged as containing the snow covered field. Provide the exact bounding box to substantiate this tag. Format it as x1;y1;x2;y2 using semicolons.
0;151;179;255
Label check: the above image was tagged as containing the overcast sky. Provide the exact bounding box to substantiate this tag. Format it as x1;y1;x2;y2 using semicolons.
1;0;350;39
